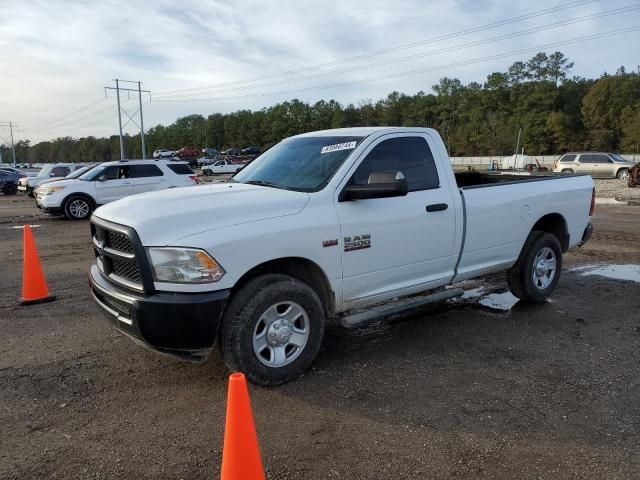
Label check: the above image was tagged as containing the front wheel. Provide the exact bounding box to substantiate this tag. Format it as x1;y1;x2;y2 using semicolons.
63;196;93;220
219;274;325;386
617;168;629;180
3;183;17;195
507;232;562;303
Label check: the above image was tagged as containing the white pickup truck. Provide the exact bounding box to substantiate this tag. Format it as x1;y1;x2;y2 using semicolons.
88;127;594;385
201;158;245;175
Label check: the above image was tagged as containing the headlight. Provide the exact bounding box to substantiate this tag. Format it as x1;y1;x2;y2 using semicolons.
40;186;66;196
146;247;225;283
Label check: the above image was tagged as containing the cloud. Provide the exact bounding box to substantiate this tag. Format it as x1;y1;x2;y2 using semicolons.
0;0;636;143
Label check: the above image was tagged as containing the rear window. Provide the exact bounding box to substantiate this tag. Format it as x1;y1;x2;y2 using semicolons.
166;163;194;174
559;154;576;163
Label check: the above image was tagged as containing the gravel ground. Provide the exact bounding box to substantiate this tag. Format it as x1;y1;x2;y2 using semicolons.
1;195;639;479
594;179;640;204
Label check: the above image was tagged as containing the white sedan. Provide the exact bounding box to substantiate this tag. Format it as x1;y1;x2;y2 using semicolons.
202;159;244;175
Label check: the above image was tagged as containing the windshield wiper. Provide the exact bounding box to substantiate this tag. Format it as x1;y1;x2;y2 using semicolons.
243;180;282;189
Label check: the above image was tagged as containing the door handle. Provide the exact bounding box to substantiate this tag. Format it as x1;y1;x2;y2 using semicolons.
426;203;448;212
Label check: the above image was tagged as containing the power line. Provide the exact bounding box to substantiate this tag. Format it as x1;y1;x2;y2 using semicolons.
155;5;640;99
152;26;640;103
155;0;598;98
29;98;106;131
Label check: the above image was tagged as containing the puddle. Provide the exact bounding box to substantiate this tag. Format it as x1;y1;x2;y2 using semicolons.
572;264;640;283
478;291;520;311
460;287;485;299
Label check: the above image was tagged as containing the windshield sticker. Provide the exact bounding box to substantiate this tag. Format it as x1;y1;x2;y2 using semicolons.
321;141;357;154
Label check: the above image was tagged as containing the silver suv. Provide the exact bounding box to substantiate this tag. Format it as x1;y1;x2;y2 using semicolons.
553;152;635;179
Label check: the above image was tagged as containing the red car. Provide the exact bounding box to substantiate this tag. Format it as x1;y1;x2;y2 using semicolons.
176;147;200;158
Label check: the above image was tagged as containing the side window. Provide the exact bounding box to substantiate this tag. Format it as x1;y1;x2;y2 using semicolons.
591;154;610;163
351;136;439;191
559;154;576;163
578;155;593;163
133;164;164;177
52;166;70;176
101;166;130;180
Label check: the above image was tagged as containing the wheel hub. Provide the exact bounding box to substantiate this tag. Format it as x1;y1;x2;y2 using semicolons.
535;260;548;276
267;319;293;347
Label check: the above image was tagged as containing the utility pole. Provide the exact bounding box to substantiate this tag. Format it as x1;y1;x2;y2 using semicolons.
138;81;146;159
0;122;17;166
105;79;150;160
514;127;522;158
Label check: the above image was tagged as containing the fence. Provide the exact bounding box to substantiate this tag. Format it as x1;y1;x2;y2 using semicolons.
449;154;638;170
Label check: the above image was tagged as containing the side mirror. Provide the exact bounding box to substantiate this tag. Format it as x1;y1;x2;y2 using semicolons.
340;171;408;201
50;172;57;177
97;174;108;182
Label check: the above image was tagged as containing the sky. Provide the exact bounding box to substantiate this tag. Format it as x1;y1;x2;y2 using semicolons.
1;0;638;144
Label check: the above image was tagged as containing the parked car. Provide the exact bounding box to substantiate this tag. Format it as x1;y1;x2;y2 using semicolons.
153;149;175;159
1;166;24;174
176;147;200;158
201;159;245;175
221;148;242;156
197;157;215;166
0;169;21;195
553;152;635;179
241;146;261;156
88;127;594;386
36;160;198;220
33;164;99;197
202;147;219;157
18;163;86;197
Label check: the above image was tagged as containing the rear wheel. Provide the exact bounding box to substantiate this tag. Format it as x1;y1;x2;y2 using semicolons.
507;232;562;303
219;274;325;386
617;168;629;180
3;183;17;195
63;196;93;220
561;168;574;174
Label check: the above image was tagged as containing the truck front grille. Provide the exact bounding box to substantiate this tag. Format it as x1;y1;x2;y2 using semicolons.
107;231;134;254
91;219;146;292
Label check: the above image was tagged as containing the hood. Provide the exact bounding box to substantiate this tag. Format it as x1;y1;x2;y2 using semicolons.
36;178;82;189
35;177;70;188
94;183;310;245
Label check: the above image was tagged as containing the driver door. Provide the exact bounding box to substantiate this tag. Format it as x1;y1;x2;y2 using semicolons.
335;134;458;308
95;165;133;204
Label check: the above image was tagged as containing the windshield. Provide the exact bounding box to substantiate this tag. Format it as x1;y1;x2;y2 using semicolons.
37;165;54;177
67;165;92;178
233;135;365;192
79;164;110;181
610;154;628;162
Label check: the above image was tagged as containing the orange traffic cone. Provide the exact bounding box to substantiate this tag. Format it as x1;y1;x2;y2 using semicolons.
20;225;55;306
220;373;265;480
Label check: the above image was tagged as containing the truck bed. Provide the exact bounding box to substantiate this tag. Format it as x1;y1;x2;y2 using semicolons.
454;171;577;189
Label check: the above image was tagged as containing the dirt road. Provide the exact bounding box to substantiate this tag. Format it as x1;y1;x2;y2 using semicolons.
1;195;639;479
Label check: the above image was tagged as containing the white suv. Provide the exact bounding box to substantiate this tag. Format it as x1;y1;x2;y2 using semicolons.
18;163;86;196
36;160;199;220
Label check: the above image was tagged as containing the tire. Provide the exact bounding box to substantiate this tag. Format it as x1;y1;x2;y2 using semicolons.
3;183;17;195
27;187;34;198
63;195;93;220
506;231;563;303
561;168;574;174
617;168;629;180
219;274;325;386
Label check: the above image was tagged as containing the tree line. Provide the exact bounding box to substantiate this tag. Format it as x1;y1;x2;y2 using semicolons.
3;52;640;164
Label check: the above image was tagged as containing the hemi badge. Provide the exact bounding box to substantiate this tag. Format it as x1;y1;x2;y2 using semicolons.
322;239;339;248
